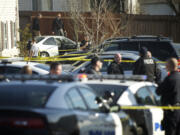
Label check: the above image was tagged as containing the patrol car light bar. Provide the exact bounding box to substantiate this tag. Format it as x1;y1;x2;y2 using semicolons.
86;74;147;81
0;74;76;82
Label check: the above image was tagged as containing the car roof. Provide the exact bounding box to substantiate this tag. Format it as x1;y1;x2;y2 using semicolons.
85;79;136;87
85;79;156;93
0;80;79;90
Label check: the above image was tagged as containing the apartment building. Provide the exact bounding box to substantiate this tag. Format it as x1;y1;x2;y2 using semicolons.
0;0;19;57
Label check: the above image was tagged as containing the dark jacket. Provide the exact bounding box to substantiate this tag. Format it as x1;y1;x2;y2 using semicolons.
133;56;161;83
52;18;64;32
80;40;91;51
85;67;101;75
156;71;180;106
32;17;40;31
107;61;124;74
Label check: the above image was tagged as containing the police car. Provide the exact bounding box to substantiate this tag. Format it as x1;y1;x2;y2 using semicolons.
0;75;138;135
81;75;165;135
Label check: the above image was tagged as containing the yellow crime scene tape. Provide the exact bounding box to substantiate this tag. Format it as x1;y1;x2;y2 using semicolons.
120;106;180;110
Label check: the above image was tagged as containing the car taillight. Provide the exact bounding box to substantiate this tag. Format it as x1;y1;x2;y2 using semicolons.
0;118;45;129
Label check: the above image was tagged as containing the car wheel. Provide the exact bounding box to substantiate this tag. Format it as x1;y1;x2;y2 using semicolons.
40;52;49;57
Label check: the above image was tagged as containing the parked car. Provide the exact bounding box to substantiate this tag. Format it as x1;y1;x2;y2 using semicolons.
0;60;49;75
34;36;78;57
71;51;167;81
0;75;138;135
100;35;180;62
82;75;164;135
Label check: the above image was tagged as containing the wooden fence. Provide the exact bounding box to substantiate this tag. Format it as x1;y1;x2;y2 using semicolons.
19;11;180;43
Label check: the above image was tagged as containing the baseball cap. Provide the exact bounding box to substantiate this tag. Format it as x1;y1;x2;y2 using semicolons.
139;47;148;56
91;56;102;65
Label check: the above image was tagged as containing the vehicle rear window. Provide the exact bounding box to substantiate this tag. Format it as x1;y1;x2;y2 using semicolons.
0;85;56;108
34;64;50;71
87;84;128;103
35;37;45;43
104;41;177;61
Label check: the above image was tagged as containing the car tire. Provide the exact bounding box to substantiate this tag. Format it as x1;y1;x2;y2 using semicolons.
40;52;49;57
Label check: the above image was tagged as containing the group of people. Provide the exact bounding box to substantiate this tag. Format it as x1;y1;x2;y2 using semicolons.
21;62;62;76
86;47;180;135
32;13;66;37
85;47;161;84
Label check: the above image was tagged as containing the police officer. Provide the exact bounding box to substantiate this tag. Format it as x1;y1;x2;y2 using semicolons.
133;47;161;84
85;56;103;75
156;58;180;135
107;53;124;74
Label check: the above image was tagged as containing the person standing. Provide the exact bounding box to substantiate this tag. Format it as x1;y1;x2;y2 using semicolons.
85;56;103;75
80;35;91;51
49;62;62;75
133;47;161;84
107;53;124;74
30;39;39;58
156;58;180;135
52;13;66;36
32;13;42;37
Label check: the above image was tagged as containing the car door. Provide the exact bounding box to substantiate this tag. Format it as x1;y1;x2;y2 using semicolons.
40;37;59;56
60;37;77;52
135;86;164;135
65;87;96;135
146;85;164;135
78;87;122;135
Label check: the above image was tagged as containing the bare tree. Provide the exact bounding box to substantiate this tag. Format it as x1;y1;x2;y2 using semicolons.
68;0;129;49
166;0;180;16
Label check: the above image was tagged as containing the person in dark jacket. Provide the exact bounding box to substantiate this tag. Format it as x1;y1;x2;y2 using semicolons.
156;58;180;135
133;47;161;84
80;35;91;51
86;56;103;75
32;13;42;37
107;53;124;74
52;13;66;36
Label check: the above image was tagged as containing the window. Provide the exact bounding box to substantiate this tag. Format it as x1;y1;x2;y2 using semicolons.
87;84;127;103
135;87;155;105
35;37;45;43
79;87;99;111
140;41;177;61
65;88;87;110
0;85;55;107
43;37;56;45
32;0;52;11
10;21;16;48
147;85;161;105
5;67;21;74
104;43;120;51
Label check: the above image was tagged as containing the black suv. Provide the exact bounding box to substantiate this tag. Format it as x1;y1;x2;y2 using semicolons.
100;35;180;62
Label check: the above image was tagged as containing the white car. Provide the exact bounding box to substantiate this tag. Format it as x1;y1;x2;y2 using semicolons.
0;61;49;75
34;36;78;57
83;75;164;135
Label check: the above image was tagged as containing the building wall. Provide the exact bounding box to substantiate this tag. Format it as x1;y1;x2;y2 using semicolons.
19;0;32;11
19;0;91;12
139;0;176;15
0;0;19;57
141;3;175;15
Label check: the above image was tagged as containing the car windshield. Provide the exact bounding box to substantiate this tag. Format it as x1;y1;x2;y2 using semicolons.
87;84;128;103
0;85;56;108
34;64;50;71
35;37;45;43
